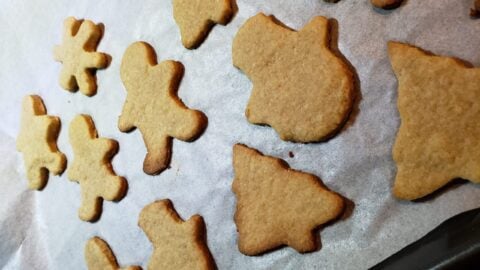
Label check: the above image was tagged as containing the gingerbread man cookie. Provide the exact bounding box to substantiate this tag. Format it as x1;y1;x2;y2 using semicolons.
139;199;215;270
85;237;141;270
389;41;480;200
17;95;66;190
232;144;345;255
68;115;127;221
119;42;207;175
53;17;108;96
233;14;355;142
173;0;233;49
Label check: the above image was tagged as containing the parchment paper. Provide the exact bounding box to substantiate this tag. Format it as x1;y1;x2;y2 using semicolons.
1;0;480;269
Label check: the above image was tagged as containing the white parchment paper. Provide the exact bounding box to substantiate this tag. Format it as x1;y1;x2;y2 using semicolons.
1;0;480;269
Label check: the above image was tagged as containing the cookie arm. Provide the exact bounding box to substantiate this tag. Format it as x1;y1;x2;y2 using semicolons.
167;107;207;142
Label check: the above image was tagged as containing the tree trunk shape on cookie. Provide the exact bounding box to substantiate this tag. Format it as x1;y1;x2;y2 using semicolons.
119;42;207;175
232;144;344;255
233;13;355;143
389;41;480;200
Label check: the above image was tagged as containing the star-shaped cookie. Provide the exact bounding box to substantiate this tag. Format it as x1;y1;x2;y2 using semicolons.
389;41;480;200
85;237;141;270
173;0;233;49
119;42;207;175
68;115;127;221
16;95;66;190
139;199;215;270
53;17;108;96
233;14;355;142
232;144;344;255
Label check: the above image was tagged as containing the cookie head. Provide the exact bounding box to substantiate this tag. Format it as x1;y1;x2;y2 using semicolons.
233;14;355;142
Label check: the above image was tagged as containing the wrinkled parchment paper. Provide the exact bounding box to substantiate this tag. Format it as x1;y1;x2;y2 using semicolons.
1;0;480;269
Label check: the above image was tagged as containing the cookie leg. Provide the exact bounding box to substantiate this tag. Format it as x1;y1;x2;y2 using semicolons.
142;135;172;175
79;187;102;221
45;152;66;176
77;70;96;96
59;67;77;91
26;166;47;190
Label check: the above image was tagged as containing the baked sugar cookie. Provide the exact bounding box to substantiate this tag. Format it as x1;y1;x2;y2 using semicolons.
233;14;354;142
53;17;108;96
232;144;344;255
119;42;207;175
68;115;127;221
389;41;480;200
139;199;215;270
173;0;233;49
17;95;66;190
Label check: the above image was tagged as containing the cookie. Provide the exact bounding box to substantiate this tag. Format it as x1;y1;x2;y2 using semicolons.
173;0;233;49
371;0;403;9
53;17;108;96
119;42;207;175
389;41;480;200
68;115;127;221
16;95;66;190
232;14;355;142
138;199;215;270
471;0;480;17
232;144;345;255
85;237;141;270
